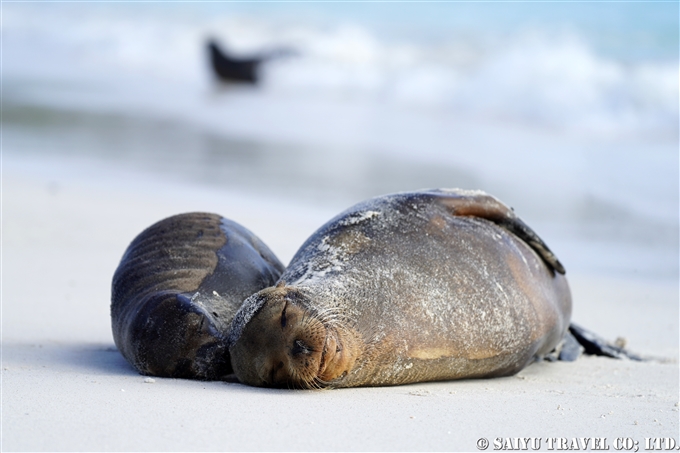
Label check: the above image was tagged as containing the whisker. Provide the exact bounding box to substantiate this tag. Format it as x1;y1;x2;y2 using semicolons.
313;376;331;390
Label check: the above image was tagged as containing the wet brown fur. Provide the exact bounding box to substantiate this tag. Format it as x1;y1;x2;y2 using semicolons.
229;190;571;388
111;213;284;380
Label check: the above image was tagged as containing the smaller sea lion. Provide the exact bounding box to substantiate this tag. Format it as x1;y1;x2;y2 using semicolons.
111;213;284;380
227;189;572;388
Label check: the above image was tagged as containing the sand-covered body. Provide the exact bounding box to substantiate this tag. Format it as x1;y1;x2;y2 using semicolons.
111;213;284;380
229;189;571;388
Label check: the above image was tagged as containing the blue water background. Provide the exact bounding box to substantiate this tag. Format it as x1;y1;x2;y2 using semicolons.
178;1;678;61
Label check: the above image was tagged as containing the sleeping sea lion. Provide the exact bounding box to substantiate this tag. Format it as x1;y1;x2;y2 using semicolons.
227;189;572;388
111;212;284;380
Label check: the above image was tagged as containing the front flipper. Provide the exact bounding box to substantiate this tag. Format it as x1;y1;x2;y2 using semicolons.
568;323;642;361
432;189;565;274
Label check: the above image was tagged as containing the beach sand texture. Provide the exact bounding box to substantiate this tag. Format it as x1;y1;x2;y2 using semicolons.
2;155;678;451
2;2;679;450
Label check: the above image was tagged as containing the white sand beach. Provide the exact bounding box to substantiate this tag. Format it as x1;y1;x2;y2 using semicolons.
2;2;679;450
2;154;678;451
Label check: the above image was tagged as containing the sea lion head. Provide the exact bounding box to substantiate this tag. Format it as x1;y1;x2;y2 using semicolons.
228;283;359;389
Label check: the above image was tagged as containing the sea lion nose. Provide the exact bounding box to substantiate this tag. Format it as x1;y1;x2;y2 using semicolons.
260;351;291;386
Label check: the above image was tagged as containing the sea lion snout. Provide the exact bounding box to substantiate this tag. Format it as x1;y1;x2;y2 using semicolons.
229;290;332;388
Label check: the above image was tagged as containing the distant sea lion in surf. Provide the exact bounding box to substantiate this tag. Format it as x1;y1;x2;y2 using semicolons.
207;39;295;84
228;189;578;388
111;213;284;380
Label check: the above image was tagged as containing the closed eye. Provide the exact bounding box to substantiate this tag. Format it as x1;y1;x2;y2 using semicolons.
280;301;288;328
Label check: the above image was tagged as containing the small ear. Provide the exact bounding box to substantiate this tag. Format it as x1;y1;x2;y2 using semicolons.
432;189;565;275
276;280;286;288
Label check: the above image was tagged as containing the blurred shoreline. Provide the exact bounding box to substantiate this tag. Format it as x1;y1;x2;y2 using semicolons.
4;95;678;282
5;2;678;138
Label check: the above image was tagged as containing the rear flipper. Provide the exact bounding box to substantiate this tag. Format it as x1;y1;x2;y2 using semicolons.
546;323;643;362
568;323;642;361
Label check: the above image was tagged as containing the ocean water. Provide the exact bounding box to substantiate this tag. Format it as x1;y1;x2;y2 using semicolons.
3;2;678;280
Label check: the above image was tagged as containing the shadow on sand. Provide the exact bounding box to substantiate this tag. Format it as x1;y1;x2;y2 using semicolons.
3;342;138;377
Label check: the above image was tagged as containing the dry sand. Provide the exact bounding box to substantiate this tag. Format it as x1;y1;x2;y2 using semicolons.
2;154;678;451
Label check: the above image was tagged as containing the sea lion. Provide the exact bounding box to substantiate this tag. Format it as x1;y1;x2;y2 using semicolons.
208;40;261;84
227;189;572;388
111;212;284;380
207;39;297;84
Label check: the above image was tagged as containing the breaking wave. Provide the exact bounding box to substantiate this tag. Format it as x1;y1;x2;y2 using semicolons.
5;3;678;140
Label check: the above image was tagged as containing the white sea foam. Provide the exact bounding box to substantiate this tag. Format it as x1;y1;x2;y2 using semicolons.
4;3;677;139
